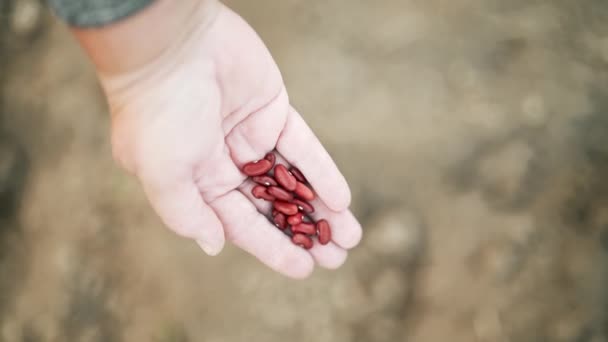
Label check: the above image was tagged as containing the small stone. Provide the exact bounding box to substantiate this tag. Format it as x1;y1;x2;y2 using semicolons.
10;0;42;37
370;267;409;312
365;208;423;264
53;243;76;276
521;94;547;127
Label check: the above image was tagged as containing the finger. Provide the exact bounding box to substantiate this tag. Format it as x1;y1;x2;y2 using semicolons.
272;153;362;249
276;107;351;211
224;88;288;167
141;173;225;256
238;181;348;269
210;190;315;279
307;240;348;270
308;197;363;250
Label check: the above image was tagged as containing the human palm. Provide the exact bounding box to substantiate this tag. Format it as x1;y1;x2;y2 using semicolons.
103;5;361;278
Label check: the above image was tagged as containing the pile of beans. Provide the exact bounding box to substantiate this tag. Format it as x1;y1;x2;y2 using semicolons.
241;151;331;249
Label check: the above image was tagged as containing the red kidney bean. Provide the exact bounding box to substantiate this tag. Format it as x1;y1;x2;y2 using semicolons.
273;213;287;229
293;199;314;214
273;201;299;215
291;222;316;235
243;152;335;249
274;164;297;191
290;167;308;183
287;214;303;226
294;181;315;201
316;219;331;245
267;186;294;202
291;234;313;249
243;159;273;176
264;152;276;166
252;185;275;201
252;175;278;187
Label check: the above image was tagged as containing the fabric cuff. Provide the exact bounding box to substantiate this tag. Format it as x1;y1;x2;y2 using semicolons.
47;0;156;27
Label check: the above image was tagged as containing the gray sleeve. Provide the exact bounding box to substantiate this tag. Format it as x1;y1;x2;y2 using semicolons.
46;0;156;27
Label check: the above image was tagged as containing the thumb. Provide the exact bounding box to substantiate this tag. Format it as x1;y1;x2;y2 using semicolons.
141;175;225;256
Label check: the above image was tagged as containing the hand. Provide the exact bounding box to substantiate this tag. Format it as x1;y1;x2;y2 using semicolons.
91;3;362;278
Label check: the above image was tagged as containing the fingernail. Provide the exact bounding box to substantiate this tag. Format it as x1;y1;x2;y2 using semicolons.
196;239;223;256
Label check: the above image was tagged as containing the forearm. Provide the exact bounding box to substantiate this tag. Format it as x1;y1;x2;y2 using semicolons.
48;0;219;76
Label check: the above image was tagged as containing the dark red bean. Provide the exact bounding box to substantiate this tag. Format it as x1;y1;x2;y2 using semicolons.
252;175;278;186
267;186;294;202
287;214;303;226
264;152;276;166
293;199;314;214
290;167;308;183
273;213;287;229
294;181;315;201
292;234;313;249
252;185;275;201
274;164;297;191
291;222;316;235
273;201;299;215
243;159;273;176
317;219;331;245
243;154;331;248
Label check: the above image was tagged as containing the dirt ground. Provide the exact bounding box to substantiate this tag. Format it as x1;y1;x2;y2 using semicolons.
2;0;608;341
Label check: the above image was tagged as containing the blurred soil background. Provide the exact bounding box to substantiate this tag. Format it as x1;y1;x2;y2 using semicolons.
1;0;608;341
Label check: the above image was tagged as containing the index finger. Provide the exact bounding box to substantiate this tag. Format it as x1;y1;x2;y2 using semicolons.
276;107;351;212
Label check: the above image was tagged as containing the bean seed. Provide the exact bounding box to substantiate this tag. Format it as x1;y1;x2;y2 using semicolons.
267;186;294;201
317;219;331;245
264;152;276;166
243;159;273;176
273;201;299;215
291;234;313;249
294;181;315;201
287;214;303;226
293;199;314;214
273;213;287;229
274;164;297;191
290;167;307;183
252;175;278;186
291;222;316;235
252;185;275;201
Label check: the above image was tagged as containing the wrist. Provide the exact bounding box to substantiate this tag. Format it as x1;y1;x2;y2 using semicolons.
71;0;220;78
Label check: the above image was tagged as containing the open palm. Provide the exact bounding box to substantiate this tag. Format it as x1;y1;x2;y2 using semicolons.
104;4;361;278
